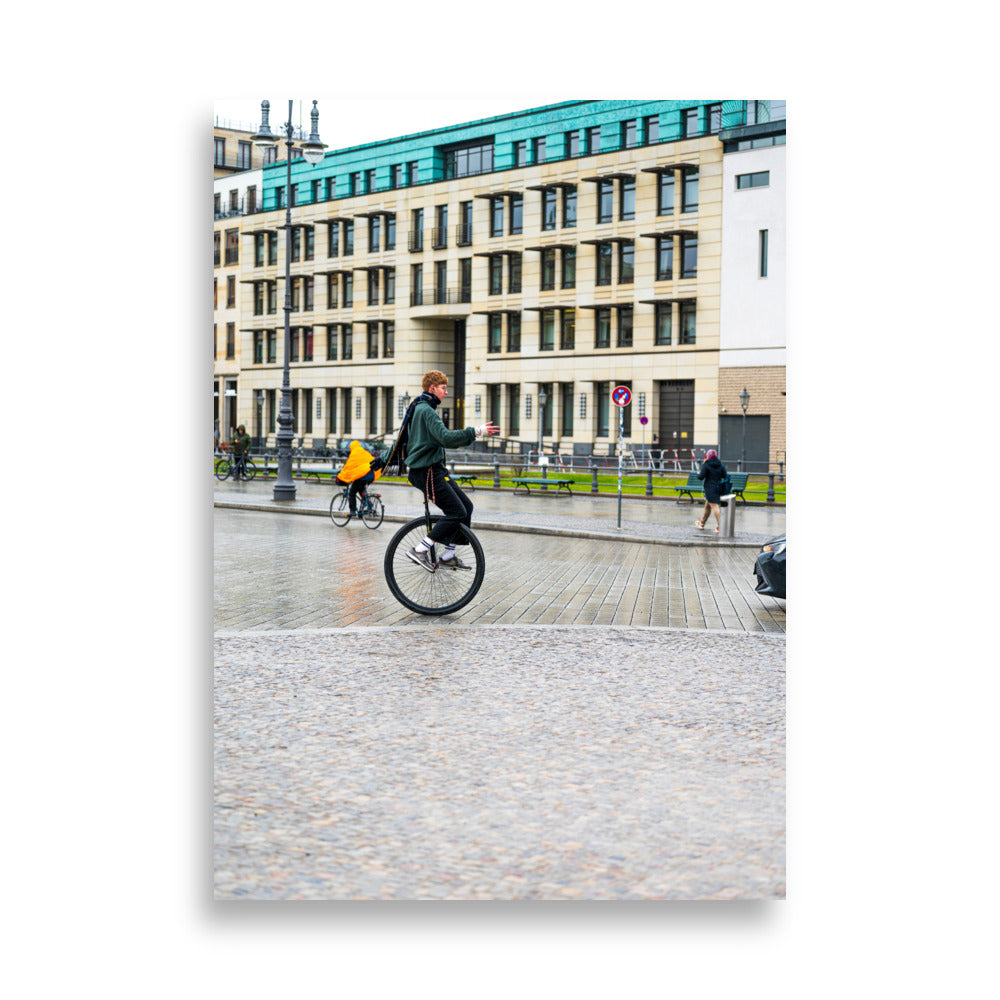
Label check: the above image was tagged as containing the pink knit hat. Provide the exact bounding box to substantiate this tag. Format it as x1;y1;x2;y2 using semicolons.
706;449;718;460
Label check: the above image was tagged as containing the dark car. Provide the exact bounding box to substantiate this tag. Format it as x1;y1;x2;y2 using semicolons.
754;535;786;599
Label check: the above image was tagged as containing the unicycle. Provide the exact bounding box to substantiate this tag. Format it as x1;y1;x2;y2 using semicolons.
383;499;486;615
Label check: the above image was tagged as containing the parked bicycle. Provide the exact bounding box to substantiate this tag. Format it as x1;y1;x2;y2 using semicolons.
329;482;384;529
214;455;257;481
383;494;485;615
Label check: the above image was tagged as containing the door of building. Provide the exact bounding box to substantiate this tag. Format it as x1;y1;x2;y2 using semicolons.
719;414;770;473
657;380;694;454
452;320;466;430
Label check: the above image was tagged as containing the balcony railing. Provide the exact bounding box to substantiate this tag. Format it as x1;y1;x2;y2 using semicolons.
410;286;472;306
431;227;447;249
408;231;424;252
456;224;473;246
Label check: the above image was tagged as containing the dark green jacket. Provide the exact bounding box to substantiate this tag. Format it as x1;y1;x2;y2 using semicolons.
232;429;251;456
405;401;475;469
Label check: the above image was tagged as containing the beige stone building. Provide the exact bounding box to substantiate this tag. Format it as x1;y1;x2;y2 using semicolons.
214;101;785;468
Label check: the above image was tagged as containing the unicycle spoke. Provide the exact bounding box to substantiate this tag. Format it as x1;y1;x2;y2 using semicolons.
384;516;485;615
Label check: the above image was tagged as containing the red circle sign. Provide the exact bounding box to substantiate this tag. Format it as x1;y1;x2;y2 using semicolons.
612;385;632;407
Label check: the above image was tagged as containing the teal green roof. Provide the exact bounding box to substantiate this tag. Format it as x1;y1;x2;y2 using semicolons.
261;100;754;210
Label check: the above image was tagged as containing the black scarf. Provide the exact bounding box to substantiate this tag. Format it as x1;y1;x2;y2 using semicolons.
383;392;438;474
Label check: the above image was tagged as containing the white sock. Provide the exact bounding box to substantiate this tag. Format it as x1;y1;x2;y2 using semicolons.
441;544;456;561
415;537;434;553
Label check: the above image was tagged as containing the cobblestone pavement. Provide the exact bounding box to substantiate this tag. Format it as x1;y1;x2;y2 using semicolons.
215;626;785;900
214;507;785;632
214;502;785;900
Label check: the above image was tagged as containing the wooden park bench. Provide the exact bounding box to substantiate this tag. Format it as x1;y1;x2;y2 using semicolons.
674;472;749;504
510;477;575;495
450;473;479;490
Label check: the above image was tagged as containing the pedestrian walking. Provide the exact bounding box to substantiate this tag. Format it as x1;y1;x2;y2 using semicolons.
385;369;498;570
695;448;729;533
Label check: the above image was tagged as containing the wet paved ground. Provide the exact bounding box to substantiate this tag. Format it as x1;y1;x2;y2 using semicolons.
214;478;785;900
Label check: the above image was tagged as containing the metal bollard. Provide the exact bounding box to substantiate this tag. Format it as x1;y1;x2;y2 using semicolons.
767;472;775;503
493;456;500;488
590;462;599;494
718;494;737;538
541;464;548;491
645;468;653;497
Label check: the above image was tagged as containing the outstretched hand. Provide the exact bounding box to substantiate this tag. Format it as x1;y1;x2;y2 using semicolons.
482;421;500;437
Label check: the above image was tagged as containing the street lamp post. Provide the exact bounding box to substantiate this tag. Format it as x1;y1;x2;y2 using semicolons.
253;99;327;501
739;387;750;473
537;387;548;458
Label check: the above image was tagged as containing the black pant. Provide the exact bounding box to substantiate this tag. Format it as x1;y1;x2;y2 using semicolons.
234;452;247;477
348;471;375;512
408;465;473;545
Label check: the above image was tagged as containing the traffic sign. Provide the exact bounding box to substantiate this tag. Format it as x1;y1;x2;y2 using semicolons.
639;415;648;425
612;385;631;407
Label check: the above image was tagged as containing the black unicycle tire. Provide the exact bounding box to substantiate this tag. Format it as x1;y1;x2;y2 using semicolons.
383;516;485;615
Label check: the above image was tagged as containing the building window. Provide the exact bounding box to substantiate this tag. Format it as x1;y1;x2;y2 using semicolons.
655;303;672;345
367;269;379;306
682;169;699;213
563;186;577;228
214;231;221;266
275;186;286;210
369;216;381;252
326;274;338;309
410;208;424;251
327;325;337;360
224;229;239;265
365;169;375;193
367;322;379;359
291;184;299;205
304;327;313;362
386;214;396;250
509;194;522;235
560;309;575;350
253;282;264;315
618;241;634;284
539;382;553;436
290;227;301;262
507;312;521;352
488;314;502;353
458;201;472;245
311;179;321;203
214;137;226;166
459;258;471;302
247;185;257;213
229;189;239;213
304;277;314;312
226;322;235;359
540;309;555;351
327;389;337;434
408;161;418;185
411;263;423;305
385;267;395;304
291;278;301;312
507;384;520;437
514;140;527;167
267;330;277;363
620;119;637;148
254;233;265;267
759;229;769;278
343;272;353;306
597;382;610;437
595;308;611;349
264;146;277;165
349;172;360;196
644;115;659;144
617;306;633;347
384;322;394;358
707;103;722;134
489;254;503;295
490;197;504;237
343;221;354;255
737;170;771;189
541;189;557;230
443;139;494;178
253;332;263;364
328;223;339;258
304;223;314;260
226;275;236;307
681;235;698;279
565;130;579;157
683;108;699;137
508;252;521;293
341;324;353;359
620;177;635;220
561;383;574;435
433;205;448;249
390;164;403;189
561;247;576;289
596;242;612;285
434;261;447;304
325;176;336;200
586;126;600;153
657;171;675;216
533;136;546;163
656;236;674;281
267;281;277;314
597;180;613;223
680;301;696;344
541;249;556;290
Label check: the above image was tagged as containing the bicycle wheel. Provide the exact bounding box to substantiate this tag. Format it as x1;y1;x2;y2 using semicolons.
383;516;485;615
243;459;257;481
214;458;232;481
360;495;384;529
329;489;352;527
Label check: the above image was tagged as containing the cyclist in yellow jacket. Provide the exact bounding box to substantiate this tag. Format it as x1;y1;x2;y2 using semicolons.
336;440;383;518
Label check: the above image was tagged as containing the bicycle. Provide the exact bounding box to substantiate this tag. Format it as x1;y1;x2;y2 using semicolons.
383;495;485;615
329;481;384;529
214;455;257;481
